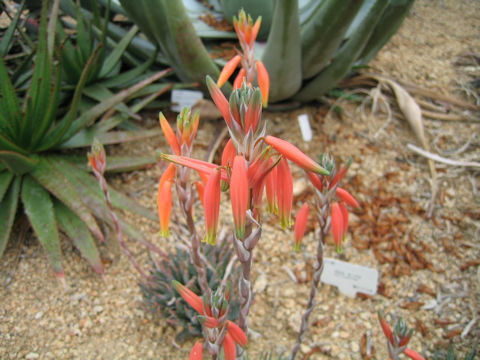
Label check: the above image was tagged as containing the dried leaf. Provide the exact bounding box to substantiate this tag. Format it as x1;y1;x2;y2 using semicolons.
400;301;425;310
415;318;429;337
417;284;436;297
443;329;462;339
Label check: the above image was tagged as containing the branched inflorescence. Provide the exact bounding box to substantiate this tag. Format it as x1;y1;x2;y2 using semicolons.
156;9;359;360
290;155;359;360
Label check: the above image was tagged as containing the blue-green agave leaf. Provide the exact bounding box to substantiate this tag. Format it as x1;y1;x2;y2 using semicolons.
261;0;302;102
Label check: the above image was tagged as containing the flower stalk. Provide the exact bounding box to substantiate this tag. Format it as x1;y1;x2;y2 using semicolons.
88;139;146;277
290;156;357;360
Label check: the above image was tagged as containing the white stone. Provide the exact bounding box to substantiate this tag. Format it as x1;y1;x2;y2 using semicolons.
34;311;43;320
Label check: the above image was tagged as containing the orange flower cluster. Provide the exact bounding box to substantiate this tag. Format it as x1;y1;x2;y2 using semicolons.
173;281;247;360
294;159;360;253
217;9;269;106
378;311;425;360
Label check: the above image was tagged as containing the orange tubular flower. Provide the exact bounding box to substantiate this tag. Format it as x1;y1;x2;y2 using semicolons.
378;311;394;345
222;333;236;360
306;171;323;191
173;280;206;315
264;136;329;175
247;153;270;187
190;341;203;360
331;202;344;253
217;54;242;87
159;113;181;155
338;202;349;240
265;163;277;214
198;315;219;329
336;187;360;209
194;181;205;205
244;88;262;132
226;320;248;347
206;76;231;127
276;157;293;229
256;60;270;107
230;156;249;239
203;169;221;245
158;163;176;191
294;203;310;251
404;348;425;360
157;164;176;237
157;180;173;237
328;164;349;189
161;154;228;181
221;139;237;168
233;68;246;90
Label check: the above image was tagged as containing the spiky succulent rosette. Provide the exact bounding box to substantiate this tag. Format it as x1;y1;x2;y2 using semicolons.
140;241;239;342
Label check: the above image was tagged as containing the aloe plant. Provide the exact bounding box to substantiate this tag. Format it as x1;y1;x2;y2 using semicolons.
0;1;165;278
117;0;413;103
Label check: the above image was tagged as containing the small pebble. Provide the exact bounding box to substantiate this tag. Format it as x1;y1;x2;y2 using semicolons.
25;353;39;359
350;341;360;352
34;311;43;320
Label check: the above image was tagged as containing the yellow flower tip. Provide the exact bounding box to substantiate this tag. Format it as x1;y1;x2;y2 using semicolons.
293;243;302;252
336;245;343;254
159;230;170;238
280;217;292;230
235;227;245;240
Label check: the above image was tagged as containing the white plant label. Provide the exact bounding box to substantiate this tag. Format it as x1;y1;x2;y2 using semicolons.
297;113;312;142
321;258;378;297
171;90;203;112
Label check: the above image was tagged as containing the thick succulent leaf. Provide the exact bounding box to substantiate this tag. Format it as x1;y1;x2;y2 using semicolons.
21;0;52;146
103;21;168;66
37;44;104;151
301;0;363;79
119;0;222;88
99;25;139;78
61;153;157;172
53;158;154;243
30;157;105;243
0;176;20;257
0;171;14;203
51;156;156;221
21;175;64;276
0;151;39;175
261;0;302;102
0;0;24;56
294;0;389;102
100;49;158;89
54;199;104;274
183;0;236;39
299;0;323;26
0;54;21;135
29;57;63;150
60;127;160;149
59;0;167;66
357;0;415;64
97;154;158;172
82;83;139;120
58;69;172;145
